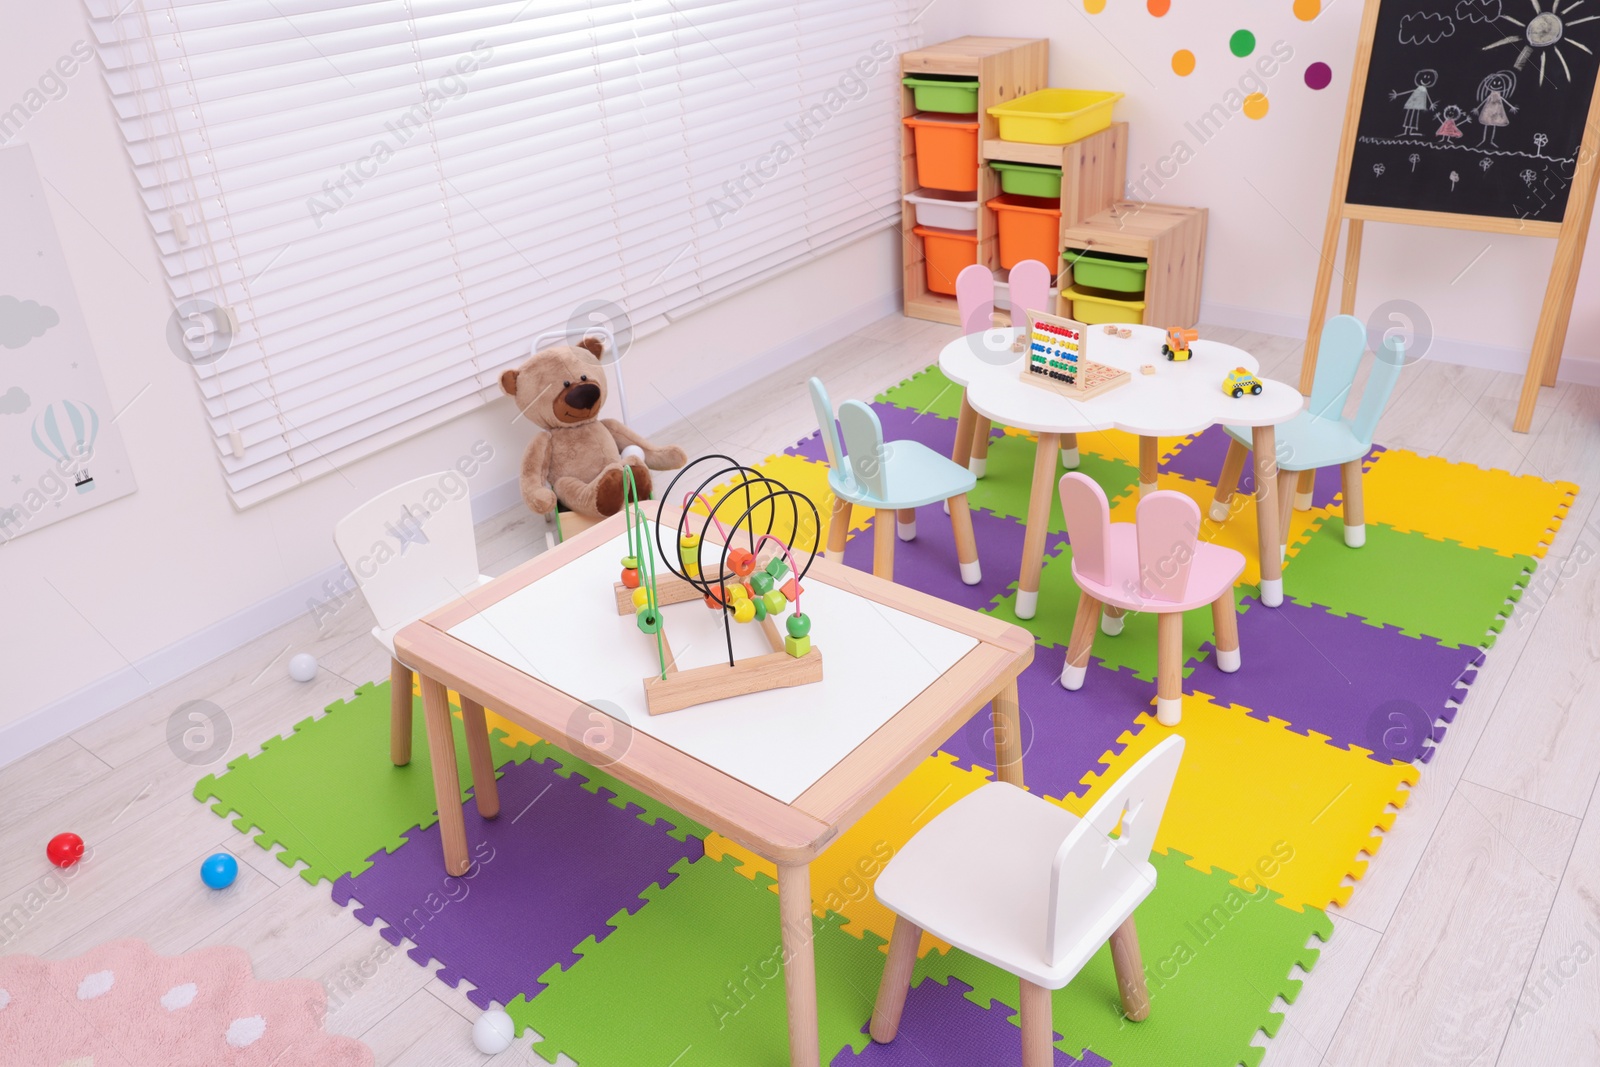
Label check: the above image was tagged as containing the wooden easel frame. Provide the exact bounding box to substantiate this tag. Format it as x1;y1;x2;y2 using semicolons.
1303;0;1600;433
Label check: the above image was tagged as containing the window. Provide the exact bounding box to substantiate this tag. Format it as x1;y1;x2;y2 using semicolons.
89;0;915;506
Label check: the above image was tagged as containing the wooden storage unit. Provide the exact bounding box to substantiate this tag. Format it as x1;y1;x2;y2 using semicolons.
901;37;1048;324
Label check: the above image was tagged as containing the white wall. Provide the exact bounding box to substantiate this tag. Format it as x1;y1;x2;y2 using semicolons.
921;2;1600;375
0;2;899;737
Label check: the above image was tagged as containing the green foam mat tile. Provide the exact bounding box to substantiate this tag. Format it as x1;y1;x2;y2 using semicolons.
1273;519;1535;649
875;364;966;420
525;742;711;842
985;544;1220;680
967;432;1141;534
912;849;1332;1067
511;854;885;1065
194;680;537;885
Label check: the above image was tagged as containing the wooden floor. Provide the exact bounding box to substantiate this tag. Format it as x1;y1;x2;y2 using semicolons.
3;313;1597;1066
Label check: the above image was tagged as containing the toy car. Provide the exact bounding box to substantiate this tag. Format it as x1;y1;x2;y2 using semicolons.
1161;326;1199;361
1223;367;1263;398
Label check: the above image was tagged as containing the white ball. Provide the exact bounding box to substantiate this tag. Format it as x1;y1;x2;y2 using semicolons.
472;1009;515;1054
287;653;318;683
620;444;645;466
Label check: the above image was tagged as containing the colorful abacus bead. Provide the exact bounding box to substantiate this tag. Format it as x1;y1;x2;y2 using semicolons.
732;598;756;624
728;548;757;577
621;568;640;589
631;587;651;609
761;590;787;615
786;613;812;638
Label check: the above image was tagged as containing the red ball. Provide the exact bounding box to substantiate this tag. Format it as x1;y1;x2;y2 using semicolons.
47;832;84;868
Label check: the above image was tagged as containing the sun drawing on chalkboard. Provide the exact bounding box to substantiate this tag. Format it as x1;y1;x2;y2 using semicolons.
1484;0;1600;85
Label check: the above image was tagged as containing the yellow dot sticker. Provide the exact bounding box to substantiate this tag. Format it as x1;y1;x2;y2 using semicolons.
1243;92;1270;119
1085;0;1106;10
1171;49;1196;76
1293;0;1321;19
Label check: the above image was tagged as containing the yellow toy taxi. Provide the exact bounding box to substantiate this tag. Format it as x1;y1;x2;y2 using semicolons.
1223;366;1263;398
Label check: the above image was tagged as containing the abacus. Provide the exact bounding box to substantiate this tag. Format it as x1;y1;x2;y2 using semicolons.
612;456;824;715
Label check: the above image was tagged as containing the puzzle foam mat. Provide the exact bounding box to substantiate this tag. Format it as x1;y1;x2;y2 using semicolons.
193;360;1574;1065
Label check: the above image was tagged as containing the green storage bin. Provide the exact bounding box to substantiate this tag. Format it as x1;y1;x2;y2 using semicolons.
1063;248;1149;293
990;161;1063;199
902;75;980;114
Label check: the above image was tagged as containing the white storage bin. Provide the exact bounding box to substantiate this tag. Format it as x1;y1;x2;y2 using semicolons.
902;189;979;231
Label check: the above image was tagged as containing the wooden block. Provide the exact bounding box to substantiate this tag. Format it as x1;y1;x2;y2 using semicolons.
643;647;825;715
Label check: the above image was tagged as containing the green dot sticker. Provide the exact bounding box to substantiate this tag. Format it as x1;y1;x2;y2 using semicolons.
1230;29;1256;57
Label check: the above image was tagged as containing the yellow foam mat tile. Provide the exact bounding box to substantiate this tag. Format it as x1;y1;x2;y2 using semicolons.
1110;472;1337;588
705;751;992;956
1057;694;1417;913
1361;450;1577;559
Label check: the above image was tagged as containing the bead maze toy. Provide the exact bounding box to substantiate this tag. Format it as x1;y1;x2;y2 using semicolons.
611;457;823;715
1018;308;1129;400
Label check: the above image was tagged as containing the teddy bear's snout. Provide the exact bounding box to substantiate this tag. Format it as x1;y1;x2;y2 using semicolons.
563;382;601;411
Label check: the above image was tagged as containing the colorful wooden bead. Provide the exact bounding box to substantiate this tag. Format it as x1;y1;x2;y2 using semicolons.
631;587;651;609
728;548;756;576
684;562;701;579
762;590;787;615
621;568;640;589
752;597;768;621
726;583;749;602
750;573;774;596
704;592;725;609
784;634;811;658
780;578;803;601
765;558;789;581
636;610;662;634
732;598;756;624
621;555;638;569
786;613;811;638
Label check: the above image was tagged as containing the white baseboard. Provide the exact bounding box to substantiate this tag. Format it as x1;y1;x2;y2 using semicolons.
1200;300;1600;386
0;289;899;768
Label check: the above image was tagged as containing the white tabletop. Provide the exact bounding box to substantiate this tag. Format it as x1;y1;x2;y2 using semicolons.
939;325;1303;437
446;527;979;804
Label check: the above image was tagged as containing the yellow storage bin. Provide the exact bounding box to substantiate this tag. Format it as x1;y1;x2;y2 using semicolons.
988;89;1124;145
1066;285;1145;325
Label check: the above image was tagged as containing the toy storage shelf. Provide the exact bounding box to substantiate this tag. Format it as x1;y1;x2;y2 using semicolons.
901;37;1048;325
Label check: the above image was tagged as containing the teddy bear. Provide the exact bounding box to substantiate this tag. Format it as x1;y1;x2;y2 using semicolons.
500;337;687;519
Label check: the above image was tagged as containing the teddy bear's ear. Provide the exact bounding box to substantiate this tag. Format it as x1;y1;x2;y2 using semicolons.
499;368;519;397
577;336;604;360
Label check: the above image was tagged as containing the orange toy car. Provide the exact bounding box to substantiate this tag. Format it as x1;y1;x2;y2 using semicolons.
1161;326;1199;361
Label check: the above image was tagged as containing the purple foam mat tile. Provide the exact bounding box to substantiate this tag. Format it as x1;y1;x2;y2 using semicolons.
1186;595;1485;765
787;403;1003;464
330;755;704;1009
1163;425;1386;509
831;977;1111;1066
939;653;1151;803
842;506;1065;612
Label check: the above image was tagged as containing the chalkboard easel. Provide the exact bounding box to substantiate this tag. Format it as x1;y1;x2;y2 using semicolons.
1305;0;1600;433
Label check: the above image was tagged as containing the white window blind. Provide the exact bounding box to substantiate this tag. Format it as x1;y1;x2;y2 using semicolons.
87;0;915;506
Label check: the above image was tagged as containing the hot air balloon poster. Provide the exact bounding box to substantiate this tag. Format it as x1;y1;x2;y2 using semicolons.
0;145;135;543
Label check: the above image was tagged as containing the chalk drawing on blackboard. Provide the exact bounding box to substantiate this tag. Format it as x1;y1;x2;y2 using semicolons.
1400;11;1457;45
1410;151;1422;169
1473;69;1520;144
1437;103;1471;138
1483;0;1600;84
1375;162;1388;177
1456;0;1503;26
1450;169;1461;189
1389;69;1440;134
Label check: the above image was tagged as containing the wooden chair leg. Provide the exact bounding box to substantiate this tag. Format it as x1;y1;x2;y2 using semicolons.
1019;979;1055;1067
1155;612;1183;726
1061;431;1080;469
870;916;922;1043
459;696;500;820
1294;469;1316;511
1109;915;1151;1022
970;416;992;476
1210;438;1248;522
1211;591;1241;673
896;507;917;542
389;657;413;766
1102;603;1126;636
1342;458;1366;547
826;496;853;561
947;494;981;585
873;509;895;582
1061;592;1101;690
1276;468;1297;561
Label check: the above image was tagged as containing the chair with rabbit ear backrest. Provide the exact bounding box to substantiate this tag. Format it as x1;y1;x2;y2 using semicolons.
807;376;846;474
956;264;995;336
838;399;890;503
1135;491;1201;604
1008;259;1052;321
1046;735;1186;966
1058;472;1112;587
1306;314;1368;422
1352;334;1406;446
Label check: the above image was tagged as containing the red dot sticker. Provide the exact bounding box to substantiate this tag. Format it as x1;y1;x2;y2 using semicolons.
1305;62;1332;90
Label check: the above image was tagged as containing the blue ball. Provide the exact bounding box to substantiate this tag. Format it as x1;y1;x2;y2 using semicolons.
200;852;238;889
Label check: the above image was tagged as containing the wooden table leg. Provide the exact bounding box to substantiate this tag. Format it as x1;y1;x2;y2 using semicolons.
1252;425;1283;607
1061;431;1080;470
459;696;500;820
778;862;820;1067
952;393;978;469
970;416;992;477
1210;438;1249;523
992;677;1025;787
826;496;852;561
1138;435;1158;497
420;673;471;876
1015;432;1061;620
873;509;895;582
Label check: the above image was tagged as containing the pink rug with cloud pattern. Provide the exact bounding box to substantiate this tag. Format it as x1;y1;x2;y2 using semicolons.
0;939;372;1066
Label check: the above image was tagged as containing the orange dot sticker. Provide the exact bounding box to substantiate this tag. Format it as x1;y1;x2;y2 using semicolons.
1172;49;1196;76
1243;92;1270;119
1085;0;1106;11
1293;0;1321;19
1148;0;1171;15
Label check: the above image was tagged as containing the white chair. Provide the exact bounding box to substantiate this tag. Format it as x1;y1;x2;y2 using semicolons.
333;473;500;818
870;736;1186;1066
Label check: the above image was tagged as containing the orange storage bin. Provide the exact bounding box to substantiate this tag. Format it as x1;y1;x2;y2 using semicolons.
913;225;979;296
903;113;980;192
986;194;1062;271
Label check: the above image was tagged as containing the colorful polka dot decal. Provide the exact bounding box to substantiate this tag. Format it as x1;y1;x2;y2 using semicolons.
1242;92;1270;120
1171;49;1195;77
1084;0;1105;12
1305;61;1332;90
1147;0;1171;15
1294;0;1322;19
1229;29;1256;57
